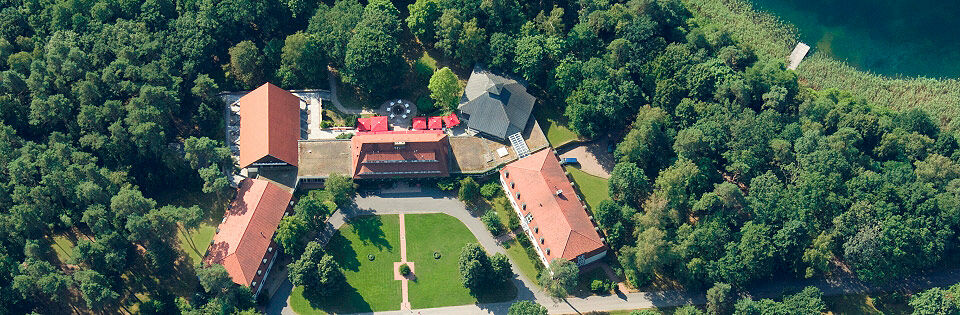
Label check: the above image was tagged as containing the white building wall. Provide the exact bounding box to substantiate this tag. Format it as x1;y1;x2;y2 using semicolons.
500;173;551;268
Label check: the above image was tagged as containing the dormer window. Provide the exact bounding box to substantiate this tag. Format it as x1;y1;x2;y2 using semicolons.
257;270;262;275
268;247;273;252
546;248;551;255
262;258;267;264
525;213;533;223
534;227;538;233
540;238;544;244
505;171;509;178
252;281;257;286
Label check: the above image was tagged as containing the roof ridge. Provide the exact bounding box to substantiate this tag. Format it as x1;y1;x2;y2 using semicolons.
231;180;269;257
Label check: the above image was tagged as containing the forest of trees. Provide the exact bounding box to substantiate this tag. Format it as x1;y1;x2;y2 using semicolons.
1;0;958;313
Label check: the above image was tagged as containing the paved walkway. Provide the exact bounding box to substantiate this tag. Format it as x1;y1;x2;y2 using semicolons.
396;213;412;310
267;188;960;315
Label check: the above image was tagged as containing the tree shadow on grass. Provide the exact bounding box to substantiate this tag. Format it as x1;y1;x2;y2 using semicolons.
303;283;373;314
471;280;519;304
350;215;392;251
327;232;362;272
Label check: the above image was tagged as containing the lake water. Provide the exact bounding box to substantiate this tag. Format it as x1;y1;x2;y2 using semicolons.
750;0;960;78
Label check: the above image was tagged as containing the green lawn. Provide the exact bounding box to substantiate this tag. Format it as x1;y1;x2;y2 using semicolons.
51;235;75;263
534;101;578;146
413;52;438;81
176;223;216;265
291;215;402;314
503;238;543;284
565;165;610;210
406;213;516;308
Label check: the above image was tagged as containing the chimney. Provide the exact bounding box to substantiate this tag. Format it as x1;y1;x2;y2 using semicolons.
555;188;562;196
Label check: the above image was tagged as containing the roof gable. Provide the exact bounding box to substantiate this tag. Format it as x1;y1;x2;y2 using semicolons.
459;68;536;140
205;179;292;285
501;149;605;261
238;83;301;168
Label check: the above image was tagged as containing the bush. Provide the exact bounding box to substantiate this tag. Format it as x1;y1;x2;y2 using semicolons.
335;133;354;139
320;120;333;128
458;177;480;203
590;279;611;294
437;178;458;191
506;208;520;231
480;182;501;199
399;263;411;276
416;96;434;114
482;211;504;236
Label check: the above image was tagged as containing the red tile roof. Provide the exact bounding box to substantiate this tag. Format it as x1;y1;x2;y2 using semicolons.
351;131;450;179
238;83;301;168
428;116;443;130
357;116;389;132
443;113;461;128
412;117;427;130
500;149;606;262
204;179;292;287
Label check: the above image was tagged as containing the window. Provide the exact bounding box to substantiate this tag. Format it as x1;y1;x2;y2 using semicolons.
525;213;533;223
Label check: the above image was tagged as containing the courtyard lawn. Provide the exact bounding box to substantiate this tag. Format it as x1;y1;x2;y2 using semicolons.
291;215;402;314
406;213;516;309
176;223;216;265
534;101;578;146
565;165;610;210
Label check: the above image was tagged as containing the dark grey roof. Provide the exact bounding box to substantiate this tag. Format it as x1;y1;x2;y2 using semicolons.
458;68;536;140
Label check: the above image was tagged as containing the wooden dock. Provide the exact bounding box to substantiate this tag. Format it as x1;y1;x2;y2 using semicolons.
788;42;810;70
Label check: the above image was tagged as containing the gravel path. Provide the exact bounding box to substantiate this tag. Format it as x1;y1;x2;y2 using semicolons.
557;138;615;179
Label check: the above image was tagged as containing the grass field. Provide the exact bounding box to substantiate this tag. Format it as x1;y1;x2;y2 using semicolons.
406;213;516;308
176;223;216;265
503;238;543;284
291;215;402;314
534;100;579;146
51;235;75;263
565;165;610;210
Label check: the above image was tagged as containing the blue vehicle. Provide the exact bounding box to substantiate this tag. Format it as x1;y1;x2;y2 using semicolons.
562;157;579;165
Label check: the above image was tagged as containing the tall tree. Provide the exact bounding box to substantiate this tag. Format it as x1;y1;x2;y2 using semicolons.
538;259;578;300
277;32;328;88
228;41;264;89
428;67;460;111
342;0;405;94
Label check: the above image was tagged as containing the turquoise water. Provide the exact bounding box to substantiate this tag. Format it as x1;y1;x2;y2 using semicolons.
750;0;960;78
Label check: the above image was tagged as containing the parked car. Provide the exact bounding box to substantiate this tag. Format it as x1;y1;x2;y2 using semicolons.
562;157;579;165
